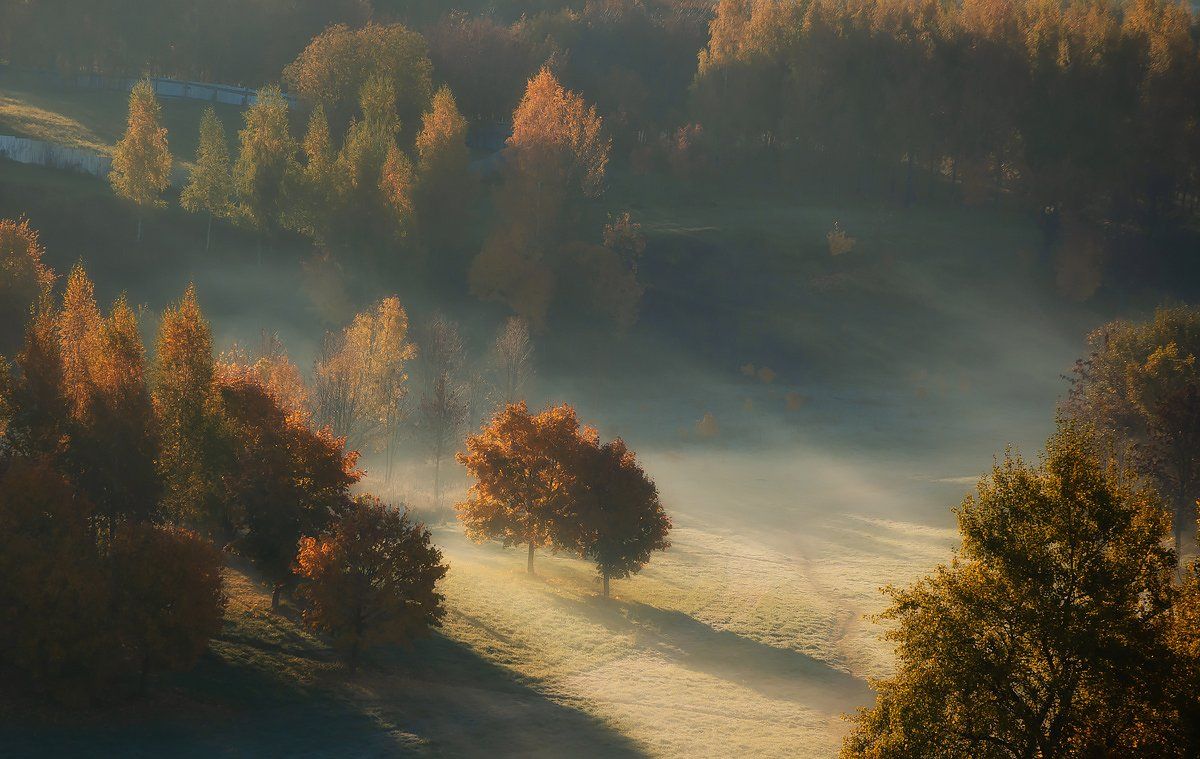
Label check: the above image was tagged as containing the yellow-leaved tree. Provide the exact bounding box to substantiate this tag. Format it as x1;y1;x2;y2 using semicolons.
109;79;172;242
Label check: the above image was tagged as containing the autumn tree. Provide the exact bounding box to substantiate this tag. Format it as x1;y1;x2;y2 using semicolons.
487;316;534;408
58;267;159;536
572;436;671;597
842;421;1182;756
295;496;447;671
457;402;589;573
471;68;612;327
1065;306;1200;557
313;297;415;485
153;285;224;532
110;79;172;243
379;143;417;240
233;85;295;241
283;22;433;136
4;296;68;459
414;86;475;250
181;106;234;251
0;457;111;694
283;105;340;242
0;218;53;355
108;523;226;693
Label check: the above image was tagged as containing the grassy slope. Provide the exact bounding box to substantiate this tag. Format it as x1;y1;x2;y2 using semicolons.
0;70;249;162
0;81;1159;756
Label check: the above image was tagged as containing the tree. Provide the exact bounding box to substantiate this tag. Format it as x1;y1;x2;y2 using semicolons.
109;79;172;243
282;104;340;242
487;316;534;408
59;270;159;537
109;523;226;693
414;86;475;250
1065;306;1200;557
181;107;234;251
379;143;417;239
234;85;295;242
416;315;469;511
336;75;404;242
0;457;113;694
295;496;447;672
0;218;53;356
153;285;223;532
219;372;359;610
283;22;433;136
842;421;1182;756
456;402;589;574
573;436;671;597
470;68;611;327
504;67;609;239
313;297;415;484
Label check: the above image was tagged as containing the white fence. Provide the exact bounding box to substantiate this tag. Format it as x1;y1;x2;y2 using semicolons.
0;134;111;178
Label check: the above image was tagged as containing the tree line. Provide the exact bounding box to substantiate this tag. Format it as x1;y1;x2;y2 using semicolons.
0;217;671;694
843;304;1200;756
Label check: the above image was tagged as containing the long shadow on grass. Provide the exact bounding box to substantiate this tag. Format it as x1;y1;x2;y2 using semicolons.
0;631;645;758
549;593;873;714
363;632;647;758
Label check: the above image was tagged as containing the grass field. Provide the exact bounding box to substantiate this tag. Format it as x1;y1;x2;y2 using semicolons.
0;70;249;161
0;78;1164;755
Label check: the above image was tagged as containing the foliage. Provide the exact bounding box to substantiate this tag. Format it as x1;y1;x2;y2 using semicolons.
153;285;224;531
180;106;234;247
414;86;475;249
313;296;416;464
842;421;1185;757
218;371;359;607
295;496;447;669
109;523;227;690
0;457;112;696
283;22;432;135
1064;306;1200;555
233;85;295;234
571;436;671;597
0;218;54;355
109;79;172;235
457;402;590;573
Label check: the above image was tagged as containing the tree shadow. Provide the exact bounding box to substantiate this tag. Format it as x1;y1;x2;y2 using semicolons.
0;631;646;758
548;593;872;714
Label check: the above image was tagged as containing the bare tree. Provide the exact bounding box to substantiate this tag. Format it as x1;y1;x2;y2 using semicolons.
488;316;534;408
416;315;469;512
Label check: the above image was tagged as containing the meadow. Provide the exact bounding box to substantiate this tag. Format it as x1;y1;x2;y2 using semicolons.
0;77;1183;756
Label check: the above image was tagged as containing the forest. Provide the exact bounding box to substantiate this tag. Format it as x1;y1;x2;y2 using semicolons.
2;0;1200;757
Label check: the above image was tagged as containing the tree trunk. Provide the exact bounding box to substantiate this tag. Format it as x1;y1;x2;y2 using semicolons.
433;450;442;511
527;542;535;574
136;216;143;243
205;212;213;251
271;583;282;612
602;574;610;598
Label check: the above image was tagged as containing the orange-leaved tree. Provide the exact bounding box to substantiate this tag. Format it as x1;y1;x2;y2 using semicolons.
456;402;590;573
218;367;360;610
109;523;226;693
0;218;53;355
295;496;447;671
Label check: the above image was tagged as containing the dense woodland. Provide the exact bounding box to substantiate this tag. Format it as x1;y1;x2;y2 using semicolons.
4;1;1200;756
